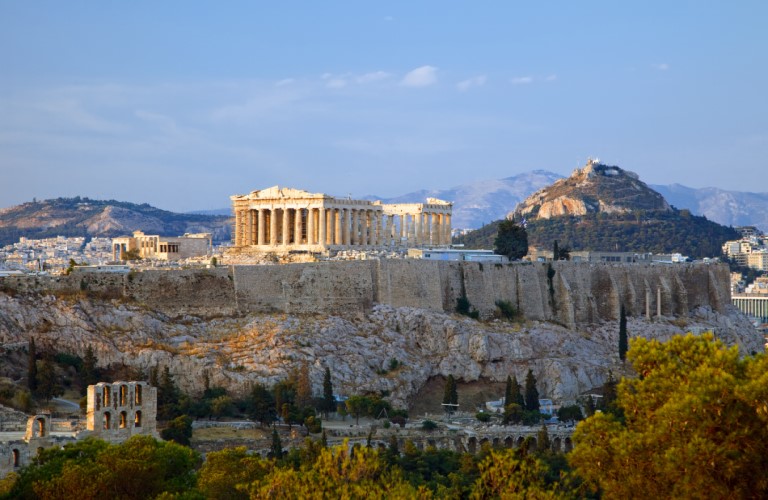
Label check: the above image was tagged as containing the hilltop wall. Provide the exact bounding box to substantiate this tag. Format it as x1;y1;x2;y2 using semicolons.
0;261;731;327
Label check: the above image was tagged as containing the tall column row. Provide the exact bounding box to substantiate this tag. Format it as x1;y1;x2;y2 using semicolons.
235;206;452;248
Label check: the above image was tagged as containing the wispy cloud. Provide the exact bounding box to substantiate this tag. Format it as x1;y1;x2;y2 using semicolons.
356;71;390;84
325;78;348;89
275;78;295;87
544;74;557;82
653;63;670;71
383;15;395;22
510;76;533;85
457;75;487;91
401;66;438;87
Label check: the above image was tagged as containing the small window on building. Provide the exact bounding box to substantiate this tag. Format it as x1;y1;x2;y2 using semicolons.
12;449;20;467
119;411;127;429
135;385;142;405
135;410;142;427
103;386;111;406
103;411;111;430
36;417;46;437
120;385;127;406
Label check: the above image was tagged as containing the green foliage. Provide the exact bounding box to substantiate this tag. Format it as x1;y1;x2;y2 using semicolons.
36;354;63;401
196;446;268;500
321;366;335;416
456;296;479;319
4;436;199;500
475;412;492;423
270;428;284;459
570;333;768;498
461;208;739;258
556;404;583;422
442;374;458;408
493;219;528;260
249;383;277;426
524;369;540;412
345;395;370;425
161;415;193;447
420;419;438;431
80;345;98;393
618;304;628;361
494;300;518;321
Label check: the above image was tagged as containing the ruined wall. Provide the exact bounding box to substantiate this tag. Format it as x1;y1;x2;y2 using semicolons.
85;381;158;443
0;261;731;326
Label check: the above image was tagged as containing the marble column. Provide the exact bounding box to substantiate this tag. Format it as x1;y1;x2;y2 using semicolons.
270;209;279;245
307;208;315;245
318;206;326;248
334;209;342;246
342;209;350;246
431;213;440;245
282;208;290;246
443;213;452;244
351;209;359;245
257;209;265;245
234;210;243;246
294;208;303;245
372;212;380;246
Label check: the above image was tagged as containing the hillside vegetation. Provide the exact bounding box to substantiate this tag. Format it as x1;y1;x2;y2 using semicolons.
457;209;739;258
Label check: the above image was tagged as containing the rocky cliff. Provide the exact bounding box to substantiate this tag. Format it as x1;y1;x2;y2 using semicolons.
0;260;761;407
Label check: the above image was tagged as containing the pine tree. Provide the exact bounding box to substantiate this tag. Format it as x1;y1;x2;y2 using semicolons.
619;304;628;361
553;240;560;261
27;337;38;393
322;367;335;417
524;369;540;412
37;354;62;402
504;375;513;407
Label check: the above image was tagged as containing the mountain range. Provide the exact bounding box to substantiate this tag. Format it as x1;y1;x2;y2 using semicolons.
374;172;768;232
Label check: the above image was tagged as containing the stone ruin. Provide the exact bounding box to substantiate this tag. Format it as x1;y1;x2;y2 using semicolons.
0;381;158;478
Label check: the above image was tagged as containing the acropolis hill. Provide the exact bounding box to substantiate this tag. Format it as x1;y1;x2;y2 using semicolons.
0;260;761;406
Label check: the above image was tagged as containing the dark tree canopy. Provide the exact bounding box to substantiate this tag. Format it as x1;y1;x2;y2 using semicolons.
524;369;539;412
493;220;528;260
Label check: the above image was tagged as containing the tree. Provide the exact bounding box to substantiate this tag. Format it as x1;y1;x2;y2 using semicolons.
197;446;268;500
160;415;193;446
524;369;540;412
295;362;313;409
37;354;63;401
250;383;277;427
618;304;628;361
321;367;335;417
569;333;768;499
504;375;524;409
345;395;370;425
27;337;37;393
493;219;528;260
81;345;98;391
442;375;458;414
270;428;284;459
553;240;560;261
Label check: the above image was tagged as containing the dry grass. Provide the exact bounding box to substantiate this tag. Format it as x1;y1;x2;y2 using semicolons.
191;426;269;442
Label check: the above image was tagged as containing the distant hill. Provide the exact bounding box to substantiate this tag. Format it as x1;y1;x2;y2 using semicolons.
457;161;740;258
0;197;232;247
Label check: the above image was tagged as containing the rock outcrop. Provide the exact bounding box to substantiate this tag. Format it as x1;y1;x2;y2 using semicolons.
512;159;671;220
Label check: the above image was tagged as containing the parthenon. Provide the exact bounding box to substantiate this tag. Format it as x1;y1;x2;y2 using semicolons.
231;186;452;251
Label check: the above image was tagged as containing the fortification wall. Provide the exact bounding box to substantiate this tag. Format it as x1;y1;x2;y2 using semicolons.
0;261;731;325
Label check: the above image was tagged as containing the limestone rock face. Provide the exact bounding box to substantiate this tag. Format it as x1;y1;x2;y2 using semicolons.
0;292;760;408
512;159;671;220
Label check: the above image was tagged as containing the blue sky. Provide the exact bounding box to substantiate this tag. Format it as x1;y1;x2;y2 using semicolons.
1;1;766;212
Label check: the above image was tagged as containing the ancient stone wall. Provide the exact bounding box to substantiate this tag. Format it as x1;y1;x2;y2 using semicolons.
0;261;731;325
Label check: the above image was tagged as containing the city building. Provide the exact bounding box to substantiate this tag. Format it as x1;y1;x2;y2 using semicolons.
230;186;453;253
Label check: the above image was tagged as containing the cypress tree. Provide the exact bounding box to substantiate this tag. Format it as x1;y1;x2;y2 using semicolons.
270;428;284;459
524;369;540;412
619;304;628;361
81;345;98;389
553;240;560;261
443;375;458;406
322;367;335;416
27;337;38;393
